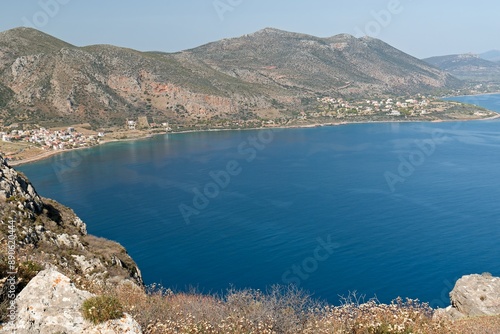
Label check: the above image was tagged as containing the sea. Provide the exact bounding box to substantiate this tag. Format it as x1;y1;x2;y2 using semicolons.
18;94;500;307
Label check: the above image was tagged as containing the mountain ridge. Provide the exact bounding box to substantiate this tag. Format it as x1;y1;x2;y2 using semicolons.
185;28;459;94
0;27;461;128
423;53;500;82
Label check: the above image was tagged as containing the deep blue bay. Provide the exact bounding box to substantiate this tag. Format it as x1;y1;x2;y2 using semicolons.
18;94;500;307
444;93;500;112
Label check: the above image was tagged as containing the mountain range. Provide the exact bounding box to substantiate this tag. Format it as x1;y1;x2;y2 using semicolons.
0;27;462;128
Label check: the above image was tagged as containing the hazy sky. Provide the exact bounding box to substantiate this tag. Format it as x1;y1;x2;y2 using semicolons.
1;0;499;58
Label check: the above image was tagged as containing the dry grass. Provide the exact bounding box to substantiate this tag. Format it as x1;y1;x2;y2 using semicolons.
104;284;500;334
1;244;499;333
81;295;124;324
446;315;500;334
0;141;44;161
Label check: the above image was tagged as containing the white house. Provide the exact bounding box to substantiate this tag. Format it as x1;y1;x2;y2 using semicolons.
388;110;401;116
127;120;137;130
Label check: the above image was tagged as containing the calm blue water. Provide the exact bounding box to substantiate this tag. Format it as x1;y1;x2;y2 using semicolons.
444;93;500;111
18;94;500;307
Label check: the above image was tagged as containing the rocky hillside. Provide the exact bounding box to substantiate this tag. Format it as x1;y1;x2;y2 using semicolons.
0;27;461;128
185;28;460;97
0;155;143;322
424;53;500;82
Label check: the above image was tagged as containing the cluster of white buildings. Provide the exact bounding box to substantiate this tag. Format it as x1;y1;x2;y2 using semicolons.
317;96;430;117
126;118;172;131
0;127;103;151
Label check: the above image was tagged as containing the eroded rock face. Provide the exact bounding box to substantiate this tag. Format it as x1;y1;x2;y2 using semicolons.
0;156;43;214
434;273;500;320
0;268;142;334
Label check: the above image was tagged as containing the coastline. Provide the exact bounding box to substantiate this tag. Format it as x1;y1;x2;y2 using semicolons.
7;134;156;167
8;112;500;167
441;91;500;99
8;149;68;166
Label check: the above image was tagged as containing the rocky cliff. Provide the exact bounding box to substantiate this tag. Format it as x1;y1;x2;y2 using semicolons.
0;155;43;214
0;27;462;128
0;155;143;325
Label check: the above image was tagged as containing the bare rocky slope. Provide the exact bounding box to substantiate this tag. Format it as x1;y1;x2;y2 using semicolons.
0;27;461;128
186;28;460;97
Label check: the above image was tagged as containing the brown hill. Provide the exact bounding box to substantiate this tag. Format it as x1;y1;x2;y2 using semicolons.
0;27;461;128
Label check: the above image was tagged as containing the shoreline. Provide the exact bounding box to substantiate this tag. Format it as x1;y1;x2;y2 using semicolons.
8;113;500;167
7;133;156;167
442;91;500;99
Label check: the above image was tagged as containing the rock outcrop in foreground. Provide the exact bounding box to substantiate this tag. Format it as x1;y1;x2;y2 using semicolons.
0;268;142;334
434;273;500;320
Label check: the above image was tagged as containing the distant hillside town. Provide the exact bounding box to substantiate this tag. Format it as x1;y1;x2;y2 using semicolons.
0;126;102;151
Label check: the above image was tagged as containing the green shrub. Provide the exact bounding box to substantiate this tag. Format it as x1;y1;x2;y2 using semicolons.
81;295;124;324
17;261;43;282
15;261;44;292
